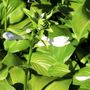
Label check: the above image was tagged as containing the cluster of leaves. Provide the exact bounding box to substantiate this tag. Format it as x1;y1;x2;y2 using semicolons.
0;0;90;90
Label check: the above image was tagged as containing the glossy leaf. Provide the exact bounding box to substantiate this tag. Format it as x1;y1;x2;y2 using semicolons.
28;74;55;90
2;53;22;67
48;64;70;77
45;79;71;90
9;66;25;84
7;18;31;35
4;40;30;53
73;66;90;85
71;0;90;41
1;0;25;24
31;52;57;76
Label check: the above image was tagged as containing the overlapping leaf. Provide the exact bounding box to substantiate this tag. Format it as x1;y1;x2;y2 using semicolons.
0;0;25;24
4;40;30;53
70;0;90;41
31;25;76;76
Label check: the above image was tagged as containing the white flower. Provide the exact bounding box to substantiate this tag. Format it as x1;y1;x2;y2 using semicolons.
36;41;45;46
3;32;23;40
3;32;15;40
36;36;70;47
76;76;90;81
36;36;50;46
26;28;31;33
50;36;70;47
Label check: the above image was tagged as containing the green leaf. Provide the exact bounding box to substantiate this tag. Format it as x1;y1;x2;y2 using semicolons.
71;0;90;41
31;51;70;77
2;53;22;67
79;80;90;90
80;54;90;66
31;25;76;76
28;74;56;90
48;64;70;77
7;18;31;35
73;66;90;85
45;79;71;90
37;42;76;63
4;40;30;53
1;0;25;24
49;25;72;38
9;66;25;84
37;25;76;63
0;67;8;80
0;80;16;90
8;3;25;24
31;52;57;76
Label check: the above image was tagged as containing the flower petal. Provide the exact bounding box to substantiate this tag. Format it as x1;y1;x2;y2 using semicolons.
50;36;70;47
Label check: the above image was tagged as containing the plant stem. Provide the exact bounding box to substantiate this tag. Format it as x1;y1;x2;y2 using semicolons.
24;40;33;90
4;7;7;31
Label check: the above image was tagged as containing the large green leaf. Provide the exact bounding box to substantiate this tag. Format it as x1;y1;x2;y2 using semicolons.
28;74;55;90
45;79;71;90
0;80;16;90
7;18;31;35
31;51;70;77
2;53;22;67
37;25;76;63
9;66;25;84
4;40;30;53
0;0;25;24
71;0;90;41
31;52;57;76
31;25;76;76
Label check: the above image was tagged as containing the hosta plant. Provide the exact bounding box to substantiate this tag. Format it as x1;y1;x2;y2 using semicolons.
0;0;90;90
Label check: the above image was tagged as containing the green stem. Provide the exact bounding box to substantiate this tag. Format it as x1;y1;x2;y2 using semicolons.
24;40;33;90
4;7;7;31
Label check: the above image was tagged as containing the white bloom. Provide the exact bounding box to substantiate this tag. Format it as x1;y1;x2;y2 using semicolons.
50;36;70;47
36;41;45;46
41;36;49;41
36;36;50;46
76;76;90;81
3;32;15;40
26;28;31;33
3;32;23;40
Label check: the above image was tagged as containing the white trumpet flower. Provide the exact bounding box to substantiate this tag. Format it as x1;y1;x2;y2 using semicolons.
50;36;70;47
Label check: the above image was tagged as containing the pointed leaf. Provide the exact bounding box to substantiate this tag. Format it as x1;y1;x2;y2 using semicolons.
73;66;90;85
0;67;8;80
71;0;90;41
28;74;55;90
31;52;57;76
2;53;22;67
4;40;30;53
45;79;71;90
9;66;25;84
0;80;16;90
